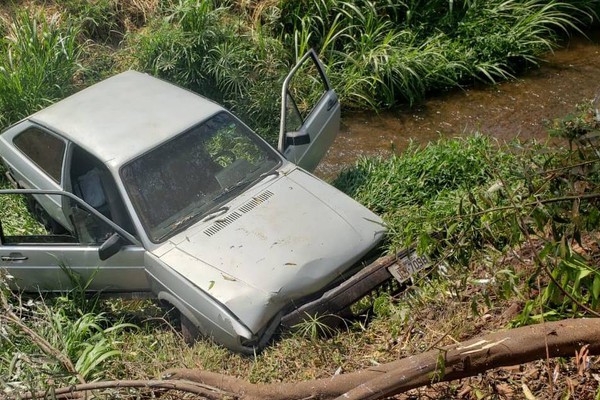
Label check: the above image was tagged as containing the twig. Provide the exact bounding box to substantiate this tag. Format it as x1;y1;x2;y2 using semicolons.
538;276;553;396
457;192;600;221
424;326;459;352
0;290;86;384
542;158;600;175
15;379;235;400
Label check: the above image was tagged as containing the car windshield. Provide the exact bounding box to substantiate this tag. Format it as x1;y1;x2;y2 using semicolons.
121;112;281;243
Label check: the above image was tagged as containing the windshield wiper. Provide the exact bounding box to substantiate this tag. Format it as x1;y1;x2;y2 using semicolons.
158;213;200;241
202;206;230;222
210;177;254;204
210;168;280;205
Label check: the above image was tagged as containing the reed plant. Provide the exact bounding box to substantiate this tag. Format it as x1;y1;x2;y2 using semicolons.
130;0;288;143
277;0;595;108
127;0;597;139
0;11;81;127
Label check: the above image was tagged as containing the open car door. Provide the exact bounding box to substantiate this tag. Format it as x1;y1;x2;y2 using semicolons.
278;49;340;172
0;189;148;294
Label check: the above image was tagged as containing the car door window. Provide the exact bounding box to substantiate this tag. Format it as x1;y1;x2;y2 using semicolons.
282;59;328;135
13;127;66;183
69;146;136;236
0;192;113;246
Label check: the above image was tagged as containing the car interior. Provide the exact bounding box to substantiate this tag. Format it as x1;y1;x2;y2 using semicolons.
69;146;135;242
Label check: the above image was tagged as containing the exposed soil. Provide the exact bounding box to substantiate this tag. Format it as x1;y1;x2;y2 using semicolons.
316;31;600;179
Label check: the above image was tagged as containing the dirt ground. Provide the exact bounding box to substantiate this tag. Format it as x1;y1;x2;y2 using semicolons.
394;235;600;399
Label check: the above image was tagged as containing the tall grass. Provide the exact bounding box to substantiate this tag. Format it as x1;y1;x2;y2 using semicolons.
130;0;288;144
0;11;82;127
125;0;598;139
278;0;595;108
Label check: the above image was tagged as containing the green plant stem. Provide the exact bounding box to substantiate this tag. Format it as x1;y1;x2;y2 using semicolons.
458;192;600;220
538;256;600;318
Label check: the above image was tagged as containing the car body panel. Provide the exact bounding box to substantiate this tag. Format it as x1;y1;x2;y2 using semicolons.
3;244;148;292
143;251;255;348
154;167;384;333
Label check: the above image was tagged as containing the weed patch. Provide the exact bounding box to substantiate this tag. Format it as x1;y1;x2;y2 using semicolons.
0;11;82;127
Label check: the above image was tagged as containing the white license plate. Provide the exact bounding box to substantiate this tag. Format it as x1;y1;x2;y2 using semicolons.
387;251;430;283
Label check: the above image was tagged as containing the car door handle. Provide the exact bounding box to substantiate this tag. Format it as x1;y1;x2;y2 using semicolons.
1;254;28;261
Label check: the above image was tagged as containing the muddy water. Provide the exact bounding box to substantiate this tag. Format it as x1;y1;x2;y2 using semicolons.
315;32;600;179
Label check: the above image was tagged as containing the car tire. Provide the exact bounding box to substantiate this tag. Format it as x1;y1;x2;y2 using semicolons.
180;312;200;345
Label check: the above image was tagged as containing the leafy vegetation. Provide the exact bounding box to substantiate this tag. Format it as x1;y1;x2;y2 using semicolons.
0;11;82;127
0;0;600;397
0;0;598;142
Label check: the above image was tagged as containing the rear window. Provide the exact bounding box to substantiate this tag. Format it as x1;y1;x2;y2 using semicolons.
13;127;66;183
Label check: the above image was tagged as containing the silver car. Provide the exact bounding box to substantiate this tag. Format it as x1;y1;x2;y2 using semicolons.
0;51;387;352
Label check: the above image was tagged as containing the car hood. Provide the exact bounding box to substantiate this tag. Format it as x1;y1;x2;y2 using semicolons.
154;167;385;333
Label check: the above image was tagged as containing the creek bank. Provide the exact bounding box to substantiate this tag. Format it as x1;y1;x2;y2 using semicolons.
316;31;600;179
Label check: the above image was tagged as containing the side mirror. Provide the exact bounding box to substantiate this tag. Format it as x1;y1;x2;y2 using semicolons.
285;130;311;147
99;232;126;261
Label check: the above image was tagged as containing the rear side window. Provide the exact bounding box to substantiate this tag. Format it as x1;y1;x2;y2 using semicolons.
13;128;66;183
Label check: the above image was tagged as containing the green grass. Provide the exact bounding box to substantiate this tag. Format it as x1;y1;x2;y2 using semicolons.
0;10;82;127
0;0;597;141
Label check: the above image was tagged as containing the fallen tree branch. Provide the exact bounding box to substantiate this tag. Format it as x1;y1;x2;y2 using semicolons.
164;318;600;400
14;319;600;400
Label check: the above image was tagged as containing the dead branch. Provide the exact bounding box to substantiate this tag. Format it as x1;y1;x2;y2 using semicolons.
0;290;86;385
164;318;600;400
17;379;235;400
13;319;600;400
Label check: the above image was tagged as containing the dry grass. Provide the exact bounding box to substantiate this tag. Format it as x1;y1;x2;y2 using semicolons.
97;232;600;399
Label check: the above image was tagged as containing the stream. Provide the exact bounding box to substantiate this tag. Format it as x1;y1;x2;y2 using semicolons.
315;31;600;179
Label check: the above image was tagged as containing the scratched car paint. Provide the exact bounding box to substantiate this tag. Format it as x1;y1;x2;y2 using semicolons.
0;51;386;352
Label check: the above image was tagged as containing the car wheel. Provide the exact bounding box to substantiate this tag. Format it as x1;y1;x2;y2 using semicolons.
180;312;200;345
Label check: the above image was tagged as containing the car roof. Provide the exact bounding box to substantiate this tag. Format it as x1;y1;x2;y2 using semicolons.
29;70;224;168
